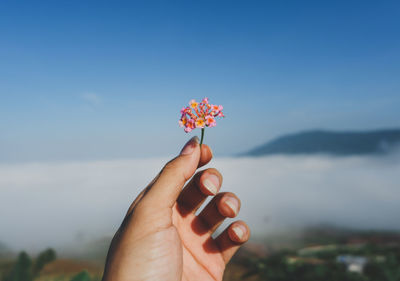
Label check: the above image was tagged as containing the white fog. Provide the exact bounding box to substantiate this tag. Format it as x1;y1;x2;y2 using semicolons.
1;154;400;252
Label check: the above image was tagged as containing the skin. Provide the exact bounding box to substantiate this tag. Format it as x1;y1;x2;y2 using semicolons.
102;137;250;281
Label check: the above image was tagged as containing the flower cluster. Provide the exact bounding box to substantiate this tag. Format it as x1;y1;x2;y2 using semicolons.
179;97;224;133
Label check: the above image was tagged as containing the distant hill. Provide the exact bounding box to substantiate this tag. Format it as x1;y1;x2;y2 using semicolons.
0;241;11;258
244;129;400;156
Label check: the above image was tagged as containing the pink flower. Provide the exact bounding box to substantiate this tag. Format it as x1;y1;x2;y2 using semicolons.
189;99;198;109
205;115;216;127
179;116;187;128
178;98;224;145
212;105;220;111
184;119;195;132
195;118;205;128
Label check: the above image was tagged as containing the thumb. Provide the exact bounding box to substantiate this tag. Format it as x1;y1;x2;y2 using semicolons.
141;136;201;208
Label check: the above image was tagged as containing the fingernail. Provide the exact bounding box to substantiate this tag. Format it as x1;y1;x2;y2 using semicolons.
232;225;246;240
180;136;199;155
225;197;239;215
203;174;219;195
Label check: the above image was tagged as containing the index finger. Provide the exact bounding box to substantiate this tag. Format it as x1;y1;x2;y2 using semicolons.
199;144;213;168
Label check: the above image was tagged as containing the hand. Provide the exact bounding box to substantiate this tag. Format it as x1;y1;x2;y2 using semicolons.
102;137;250;281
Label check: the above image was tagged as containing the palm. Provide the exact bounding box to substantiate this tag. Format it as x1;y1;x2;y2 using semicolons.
172;203;225;281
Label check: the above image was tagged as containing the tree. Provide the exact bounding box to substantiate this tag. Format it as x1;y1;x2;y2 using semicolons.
32;248;56;277
1;248;57;281
3;252;32;281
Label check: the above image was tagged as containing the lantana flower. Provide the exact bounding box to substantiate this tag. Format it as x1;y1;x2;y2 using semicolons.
179;97;224;146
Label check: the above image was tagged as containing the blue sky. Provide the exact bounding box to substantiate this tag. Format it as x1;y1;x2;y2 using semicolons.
1;0;399;162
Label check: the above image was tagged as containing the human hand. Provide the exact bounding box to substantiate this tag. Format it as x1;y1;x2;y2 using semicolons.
102;137;250;281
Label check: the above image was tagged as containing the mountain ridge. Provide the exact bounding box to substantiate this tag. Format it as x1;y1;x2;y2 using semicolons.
244;128;400;156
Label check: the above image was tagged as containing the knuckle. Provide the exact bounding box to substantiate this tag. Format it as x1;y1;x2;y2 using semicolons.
161;158;186;182
162;160;181;176
163;158;178;171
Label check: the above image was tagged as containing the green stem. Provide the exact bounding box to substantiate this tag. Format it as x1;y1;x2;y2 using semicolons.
200;128;205;148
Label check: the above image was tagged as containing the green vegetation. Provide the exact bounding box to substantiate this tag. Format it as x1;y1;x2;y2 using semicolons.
2;228;400;281
0;249;101;281
242;252;365;281
32;249;57;278
239;244;400;281
1;249;56;281
70;271;92;281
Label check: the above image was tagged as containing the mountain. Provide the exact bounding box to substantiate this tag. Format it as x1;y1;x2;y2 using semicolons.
244;129;400;156
0;241;11;258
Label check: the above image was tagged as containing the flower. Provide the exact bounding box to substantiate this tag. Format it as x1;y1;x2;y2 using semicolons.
184;119;195;133
205;115;216;127
178;97;224;146
189;99;199;109
179;116;187;128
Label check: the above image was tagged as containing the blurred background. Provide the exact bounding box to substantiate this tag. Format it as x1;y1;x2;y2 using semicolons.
1;1;400;280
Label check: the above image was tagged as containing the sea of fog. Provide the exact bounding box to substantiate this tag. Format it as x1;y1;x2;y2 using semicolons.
1;154;400;252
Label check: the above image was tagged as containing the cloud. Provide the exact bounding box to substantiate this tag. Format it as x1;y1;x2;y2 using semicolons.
0;154;399;251
81;92;102;106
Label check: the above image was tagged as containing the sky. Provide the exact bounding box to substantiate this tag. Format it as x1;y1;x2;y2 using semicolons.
1;0;400;162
